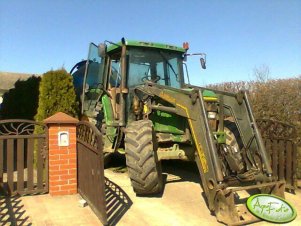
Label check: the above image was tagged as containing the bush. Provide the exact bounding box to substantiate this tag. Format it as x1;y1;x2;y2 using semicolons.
207;76;301;177
35;69;78;122
0;76;40;120
207;77;301;141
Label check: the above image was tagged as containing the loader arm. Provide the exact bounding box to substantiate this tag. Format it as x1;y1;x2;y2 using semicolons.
136;82;285;225
137;83;225;206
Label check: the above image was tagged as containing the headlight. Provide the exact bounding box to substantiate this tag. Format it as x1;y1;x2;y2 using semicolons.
208;112;217;119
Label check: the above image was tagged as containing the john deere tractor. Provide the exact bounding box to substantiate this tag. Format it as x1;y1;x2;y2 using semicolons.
71;38;285;225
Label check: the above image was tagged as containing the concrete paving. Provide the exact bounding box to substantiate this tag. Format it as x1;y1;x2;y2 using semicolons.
1;160;301;226
1;194;100;226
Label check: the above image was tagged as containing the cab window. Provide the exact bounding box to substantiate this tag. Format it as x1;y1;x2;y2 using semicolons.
127;48;182;89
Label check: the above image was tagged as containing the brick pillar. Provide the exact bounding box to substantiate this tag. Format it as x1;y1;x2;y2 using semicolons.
44;112;79;196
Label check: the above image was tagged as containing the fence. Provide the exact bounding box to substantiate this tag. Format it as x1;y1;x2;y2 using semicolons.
0;120;48;195
257;119;297;190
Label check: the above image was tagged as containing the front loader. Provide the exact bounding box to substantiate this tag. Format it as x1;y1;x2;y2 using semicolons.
71;38;285;225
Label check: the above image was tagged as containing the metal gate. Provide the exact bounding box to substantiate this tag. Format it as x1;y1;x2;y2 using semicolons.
0;120;48;195
257;119;297;190
77;121;107;225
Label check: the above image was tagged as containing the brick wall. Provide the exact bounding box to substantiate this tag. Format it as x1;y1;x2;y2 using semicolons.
44;112;79;196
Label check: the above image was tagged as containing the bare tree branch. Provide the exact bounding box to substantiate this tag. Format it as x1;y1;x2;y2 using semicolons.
253;64;270;82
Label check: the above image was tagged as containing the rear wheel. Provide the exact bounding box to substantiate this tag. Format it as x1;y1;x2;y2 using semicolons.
125;120;163;195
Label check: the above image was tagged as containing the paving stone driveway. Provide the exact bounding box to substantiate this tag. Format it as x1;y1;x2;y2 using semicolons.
1;160;301;226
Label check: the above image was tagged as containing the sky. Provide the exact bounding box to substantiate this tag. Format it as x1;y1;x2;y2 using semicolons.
0;0;300;85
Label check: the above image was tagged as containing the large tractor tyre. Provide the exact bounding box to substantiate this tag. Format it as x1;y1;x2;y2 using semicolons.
225;120;264;172
220;120;245;175
125;120;163;195
224;120;243;150
103;152;113;168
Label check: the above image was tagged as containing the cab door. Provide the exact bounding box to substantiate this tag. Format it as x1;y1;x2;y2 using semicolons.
81;43;106;121
106;58;122;120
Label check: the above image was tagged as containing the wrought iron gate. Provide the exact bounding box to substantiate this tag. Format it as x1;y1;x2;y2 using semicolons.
77;121;107;225
257;119;297;190
0;120;48;195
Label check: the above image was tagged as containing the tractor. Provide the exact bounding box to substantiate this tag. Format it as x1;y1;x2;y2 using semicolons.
70;38;285;225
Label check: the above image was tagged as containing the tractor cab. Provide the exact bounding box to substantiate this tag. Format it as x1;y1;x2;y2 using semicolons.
71;40;190;125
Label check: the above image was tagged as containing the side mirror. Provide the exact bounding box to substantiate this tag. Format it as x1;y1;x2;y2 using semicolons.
98;43;106;57
200;57;206;69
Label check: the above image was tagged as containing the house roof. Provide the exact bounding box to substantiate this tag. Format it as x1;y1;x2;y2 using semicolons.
0;71;39;91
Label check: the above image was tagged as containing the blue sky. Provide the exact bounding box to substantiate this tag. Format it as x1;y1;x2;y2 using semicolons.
0;0;300;85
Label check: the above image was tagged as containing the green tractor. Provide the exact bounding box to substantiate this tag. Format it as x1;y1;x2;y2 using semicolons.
71;38;285;225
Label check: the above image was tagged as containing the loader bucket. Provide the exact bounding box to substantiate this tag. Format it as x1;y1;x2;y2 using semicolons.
214;180;286;225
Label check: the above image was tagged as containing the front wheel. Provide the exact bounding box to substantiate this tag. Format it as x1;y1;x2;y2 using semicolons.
125;120;163;195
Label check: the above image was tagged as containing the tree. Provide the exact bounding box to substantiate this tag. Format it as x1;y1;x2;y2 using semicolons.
0;76;40;120
253;64;270;82
35;69;78;122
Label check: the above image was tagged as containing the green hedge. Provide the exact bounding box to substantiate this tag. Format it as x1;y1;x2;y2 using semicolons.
35;69;78;122
0;76;40;120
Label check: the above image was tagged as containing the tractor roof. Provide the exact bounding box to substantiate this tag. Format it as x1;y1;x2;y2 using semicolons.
107;40;186;53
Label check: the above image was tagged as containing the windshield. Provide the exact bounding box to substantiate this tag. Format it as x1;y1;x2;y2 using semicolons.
127;48;183;88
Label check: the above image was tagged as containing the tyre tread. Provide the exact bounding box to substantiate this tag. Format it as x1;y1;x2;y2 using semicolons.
125;120;163;195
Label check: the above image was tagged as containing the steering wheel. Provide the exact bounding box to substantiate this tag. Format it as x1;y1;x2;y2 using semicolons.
141;75;161;83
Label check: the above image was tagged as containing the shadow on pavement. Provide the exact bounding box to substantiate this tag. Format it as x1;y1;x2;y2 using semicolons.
105;177;132;226
0;195;32;226
162;160;202;184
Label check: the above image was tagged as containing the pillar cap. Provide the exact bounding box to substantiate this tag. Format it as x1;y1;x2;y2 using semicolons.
44;112;79;124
